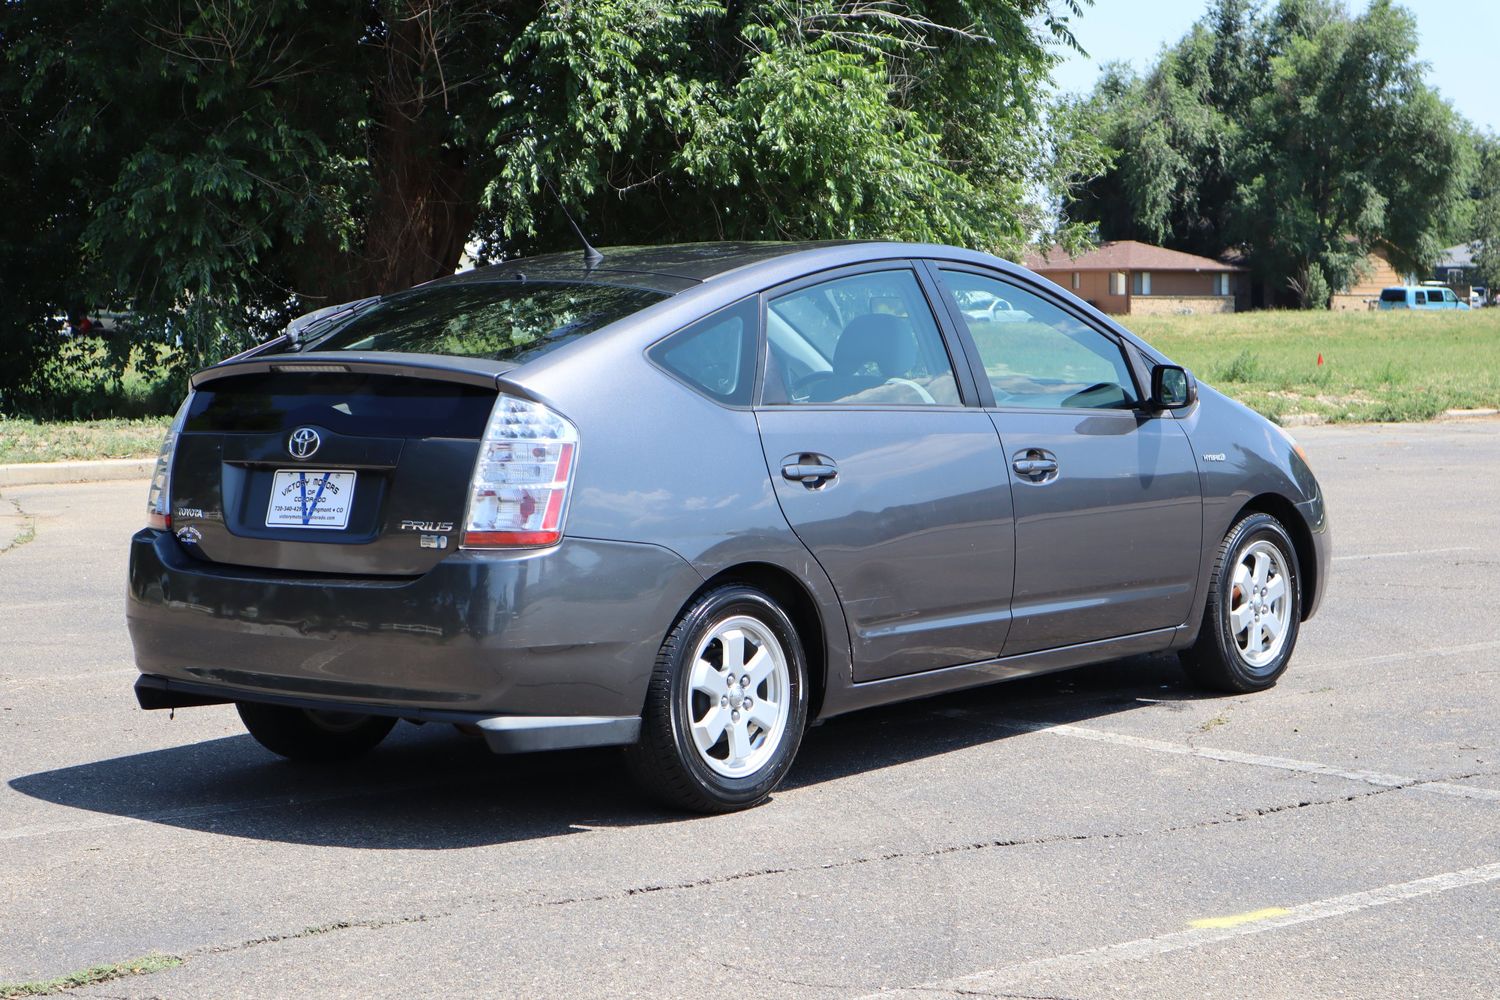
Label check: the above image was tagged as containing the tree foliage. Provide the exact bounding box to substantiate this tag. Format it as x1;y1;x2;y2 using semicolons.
0;0;1103;411
1064;0;1468;308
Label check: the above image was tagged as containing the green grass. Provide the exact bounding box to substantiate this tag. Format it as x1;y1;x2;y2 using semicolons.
0;416;170;464
1125;309;1500;424
0;954;182;998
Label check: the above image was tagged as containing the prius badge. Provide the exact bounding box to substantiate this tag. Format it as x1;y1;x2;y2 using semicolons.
288;427;322;459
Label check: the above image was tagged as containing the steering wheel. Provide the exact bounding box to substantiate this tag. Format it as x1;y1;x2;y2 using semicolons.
883;377;936;404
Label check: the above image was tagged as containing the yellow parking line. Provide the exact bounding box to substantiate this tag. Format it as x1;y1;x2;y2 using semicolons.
1189;907;1291;930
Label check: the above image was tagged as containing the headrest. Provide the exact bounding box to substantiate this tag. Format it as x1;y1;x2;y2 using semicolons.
833;314;917;377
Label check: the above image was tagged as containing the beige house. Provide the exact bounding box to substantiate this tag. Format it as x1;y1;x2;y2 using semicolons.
1330;245;1414;311
1021;240;1247;316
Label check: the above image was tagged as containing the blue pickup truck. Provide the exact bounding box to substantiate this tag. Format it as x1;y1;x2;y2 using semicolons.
1378;286;1471;310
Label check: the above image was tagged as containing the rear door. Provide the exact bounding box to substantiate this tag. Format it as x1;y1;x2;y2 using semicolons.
928;264;1203;656
171;362;496;575
754;264;1016;681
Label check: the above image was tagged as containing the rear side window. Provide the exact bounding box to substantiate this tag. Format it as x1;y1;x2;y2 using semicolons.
763;269;960;406
305;282;668;363
648;298;758;406
1415;291;1427;304
1380;288;1406;303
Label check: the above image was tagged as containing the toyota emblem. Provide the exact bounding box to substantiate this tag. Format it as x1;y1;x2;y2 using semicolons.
287;427;322;459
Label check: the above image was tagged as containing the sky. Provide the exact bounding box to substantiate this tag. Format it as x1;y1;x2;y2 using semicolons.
1050;0;1500;133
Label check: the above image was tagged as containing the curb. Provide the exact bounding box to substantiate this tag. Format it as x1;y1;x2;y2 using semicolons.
0;458;154;489
1441;408;1499;419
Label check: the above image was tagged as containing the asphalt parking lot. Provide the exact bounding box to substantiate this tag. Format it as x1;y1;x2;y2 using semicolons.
2;420;1498;999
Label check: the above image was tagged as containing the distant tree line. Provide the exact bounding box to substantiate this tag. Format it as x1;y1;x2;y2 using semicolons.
0;0;1105;413
1060;0;1496;308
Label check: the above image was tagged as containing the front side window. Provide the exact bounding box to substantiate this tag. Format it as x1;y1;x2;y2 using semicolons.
764;269;960;406
305;281;668;363
938;269;1139;410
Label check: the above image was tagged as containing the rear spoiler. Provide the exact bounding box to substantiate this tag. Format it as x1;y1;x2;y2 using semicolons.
190;352;515;391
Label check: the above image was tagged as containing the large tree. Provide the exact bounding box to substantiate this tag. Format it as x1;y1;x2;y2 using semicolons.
1064;0;1467;307
0;0;1102;409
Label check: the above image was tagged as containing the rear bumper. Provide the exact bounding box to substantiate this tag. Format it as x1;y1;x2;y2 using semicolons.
134;674;640;753
127;528;703;731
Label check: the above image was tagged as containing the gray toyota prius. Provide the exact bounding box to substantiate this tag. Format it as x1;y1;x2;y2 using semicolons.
127;241;1329;812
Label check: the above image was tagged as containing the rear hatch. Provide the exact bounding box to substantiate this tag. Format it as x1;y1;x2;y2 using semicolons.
170;360;498;575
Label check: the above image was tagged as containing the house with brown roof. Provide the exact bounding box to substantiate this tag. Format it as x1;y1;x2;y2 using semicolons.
1021;240;1248;316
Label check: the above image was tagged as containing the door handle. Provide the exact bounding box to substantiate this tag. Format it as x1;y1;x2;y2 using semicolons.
1011;449;1059;483
781;457;838;487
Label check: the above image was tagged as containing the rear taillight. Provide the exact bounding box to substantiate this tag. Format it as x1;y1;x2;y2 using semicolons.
145;395;193;531
461;393;578;549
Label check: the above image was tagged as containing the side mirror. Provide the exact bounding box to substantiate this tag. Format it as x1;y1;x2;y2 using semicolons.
1150;364;1196;409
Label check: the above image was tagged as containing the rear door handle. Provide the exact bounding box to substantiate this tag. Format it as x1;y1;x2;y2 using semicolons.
1011;449;1059;483
780;455;838;487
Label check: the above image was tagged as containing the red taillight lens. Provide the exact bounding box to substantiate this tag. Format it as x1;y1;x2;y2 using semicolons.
461;394;578;549
145;395;192;530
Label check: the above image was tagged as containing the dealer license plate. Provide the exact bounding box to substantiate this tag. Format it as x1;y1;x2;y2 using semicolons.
266;470;357;529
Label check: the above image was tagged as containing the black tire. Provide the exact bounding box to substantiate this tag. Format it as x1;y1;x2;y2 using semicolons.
235;702;396;762
1181;512;1302;693
625;585;809;813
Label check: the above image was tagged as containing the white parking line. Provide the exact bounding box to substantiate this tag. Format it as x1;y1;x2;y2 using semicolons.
859;860;1500;997
937;710;1500;803
1332;546;1474;562
1310;638;1500;669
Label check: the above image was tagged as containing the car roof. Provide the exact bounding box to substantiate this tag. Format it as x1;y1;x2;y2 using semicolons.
429;241;868;294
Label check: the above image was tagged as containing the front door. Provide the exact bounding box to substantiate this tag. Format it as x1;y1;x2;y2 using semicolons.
929;265;1203;655
756;265;1016;681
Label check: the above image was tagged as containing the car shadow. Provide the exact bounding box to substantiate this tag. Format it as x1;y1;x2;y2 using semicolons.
9;652;1211;849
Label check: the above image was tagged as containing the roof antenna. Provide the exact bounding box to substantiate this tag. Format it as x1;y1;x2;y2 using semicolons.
543;175;604;269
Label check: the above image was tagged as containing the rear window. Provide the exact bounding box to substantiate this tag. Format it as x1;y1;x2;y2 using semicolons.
1380;288;1406;303
303;281;668;362
185;372;498;438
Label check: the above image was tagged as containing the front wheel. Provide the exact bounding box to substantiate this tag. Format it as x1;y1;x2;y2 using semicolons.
236;702;396;762
626;585;809;813
1181;512;1302;693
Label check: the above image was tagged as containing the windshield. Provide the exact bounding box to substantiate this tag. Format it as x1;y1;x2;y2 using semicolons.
303;281;669;362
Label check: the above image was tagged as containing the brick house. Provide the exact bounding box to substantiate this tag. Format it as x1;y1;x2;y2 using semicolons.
1021;240;1247;316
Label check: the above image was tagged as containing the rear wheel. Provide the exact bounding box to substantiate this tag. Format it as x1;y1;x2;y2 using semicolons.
1181;512;1302;693
236;702;396;762
626;585;808;813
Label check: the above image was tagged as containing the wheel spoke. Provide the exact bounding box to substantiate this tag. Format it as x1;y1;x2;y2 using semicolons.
1244;622;1265;655
1264;575;1287;606
689;657;726;698
747;696;779;732
1262;611;1285;640
720;628;748;673
744;647;775;689
1251;551;1270;588
1230;602;1254;634
725;717;752;764
692;704;729;753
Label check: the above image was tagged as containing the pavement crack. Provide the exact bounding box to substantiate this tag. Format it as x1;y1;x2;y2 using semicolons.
0;495;36;555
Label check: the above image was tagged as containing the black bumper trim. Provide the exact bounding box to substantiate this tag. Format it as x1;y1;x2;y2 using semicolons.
133;675;641;754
